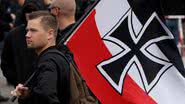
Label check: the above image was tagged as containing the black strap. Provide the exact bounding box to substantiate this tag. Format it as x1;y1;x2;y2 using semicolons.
46;50;70;64
47;50;85;81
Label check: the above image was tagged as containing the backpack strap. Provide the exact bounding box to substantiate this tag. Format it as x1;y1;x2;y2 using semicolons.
46;49;70;64
46;50;84;80
46;50;91;96
47;49;99;104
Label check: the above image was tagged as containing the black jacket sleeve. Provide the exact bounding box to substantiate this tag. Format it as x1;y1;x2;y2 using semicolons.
31;60;60;104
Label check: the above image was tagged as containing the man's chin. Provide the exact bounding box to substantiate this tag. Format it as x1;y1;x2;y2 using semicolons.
27;45;33;49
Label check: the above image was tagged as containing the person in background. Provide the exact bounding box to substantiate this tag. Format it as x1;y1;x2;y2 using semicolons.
1;2;43;104
11;11;70;104
0;0;16;102
75;0;95;21
49;0;76;61
13;0;46;27
1;1;41;87
165;18;179;45
49;0;76;42
0;0;15;41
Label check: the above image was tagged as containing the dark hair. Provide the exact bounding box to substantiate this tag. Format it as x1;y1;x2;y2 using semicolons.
21;3;39;24
27;11;58;36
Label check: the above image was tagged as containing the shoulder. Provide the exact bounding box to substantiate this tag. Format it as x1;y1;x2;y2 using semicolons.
37;48;70;72
38;48;69;67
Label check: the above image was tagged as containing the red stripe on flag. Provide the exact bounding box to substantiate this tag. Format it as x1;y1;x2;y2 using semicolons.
67;9;156;104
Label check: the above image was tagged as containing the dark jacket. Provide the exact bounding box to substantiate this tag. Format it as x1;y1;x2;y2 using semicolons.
57;23;75;62
1;24;36;86
56;23;75;44
25;46;70;104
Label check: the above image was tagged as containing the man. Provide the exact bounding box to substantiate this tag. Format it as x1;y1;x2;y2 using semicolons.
11;11;70;104
0;1;39;103
1;0;42;87
49;0;76;61
49;0;76;43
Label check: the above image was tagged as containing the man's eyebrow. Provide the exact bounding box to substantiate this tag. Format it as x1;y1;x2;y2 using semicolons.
26;28;37;31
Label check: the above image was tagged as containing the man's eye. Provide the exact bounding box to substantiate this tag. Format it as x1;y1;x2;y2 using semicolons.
30;29;37;32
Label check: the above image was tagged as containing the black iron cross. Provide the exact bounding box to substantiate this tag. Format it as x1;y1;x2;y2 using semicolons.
97;12;173;94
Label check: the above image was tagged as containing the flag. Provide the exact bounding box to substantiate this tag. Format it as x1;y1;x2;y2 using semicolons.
65;0;185;104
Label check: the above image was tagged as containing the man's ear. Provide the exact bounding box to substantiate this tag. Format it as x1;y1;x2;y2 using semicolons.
47;29;55;40
52;7;60;16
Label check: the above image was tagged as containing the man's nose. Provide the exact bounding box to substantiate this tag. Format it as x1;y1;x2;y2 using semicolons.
26;31;31;37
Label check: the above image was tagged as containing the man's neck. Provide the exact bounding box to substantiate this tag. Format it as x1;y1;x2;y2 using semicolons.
36;43;56;55
58;17;75;30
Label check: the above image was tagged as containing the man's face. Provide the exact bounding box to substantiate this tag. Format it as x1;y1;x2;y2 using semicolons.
26;18;49;50
49;0;60;16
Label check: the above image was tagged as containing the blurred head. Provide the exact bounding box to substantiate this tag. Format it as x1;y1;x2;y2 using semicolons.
21;2;41;24
43;0;53;6
26;11;58;54
49;0;76;30
49;0;76;18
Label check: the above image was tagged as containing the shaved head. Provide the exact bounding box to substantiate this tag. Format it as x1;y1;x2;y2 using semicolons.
51;0;76;17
